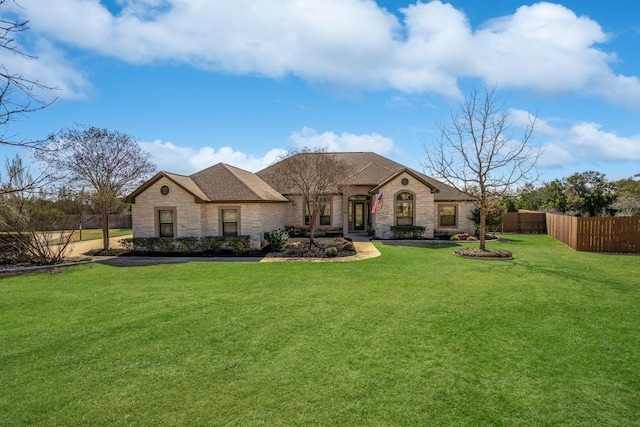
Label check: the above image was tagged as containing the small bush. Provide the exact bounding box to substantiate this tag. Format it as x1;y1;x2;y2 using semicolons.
199;236;224;253
176;237;199;253
342;241;356;251
264;228;290;251
154;238;176;253
325;247;338;257
390;225;425;239
225;236;251;254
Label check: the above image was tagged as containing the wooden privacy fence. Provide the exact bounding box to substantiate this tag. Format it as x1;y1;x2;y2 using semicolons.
502;212;547;233
546;213;640;253
58;214;132;230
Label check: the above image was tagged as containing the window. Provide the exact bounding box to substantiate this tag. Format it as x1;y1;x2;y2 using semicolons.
305;200;331;226
222;209;238;236
439;205;457;227
160;185;170;196
396;192;414;225
158;209;174;237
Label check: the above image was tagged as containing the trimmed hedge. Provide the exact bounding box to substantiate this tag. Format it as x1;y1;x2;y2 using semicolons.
120;235;252;255
390;225;426;239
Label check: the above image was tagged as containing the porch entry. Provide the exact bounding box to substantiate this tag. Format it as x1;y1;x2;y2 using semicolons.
349;195;370;232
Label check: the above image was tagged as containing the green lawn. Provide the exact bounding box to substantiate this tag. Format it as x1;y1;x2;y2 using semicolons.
1;235;639;426
71;228;132;242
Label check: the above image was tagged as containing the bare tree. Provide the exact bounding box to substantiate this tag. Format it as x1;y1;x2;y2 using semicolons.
423;86;539;250
0;0;55;150
271;147;349;243
0;0;57;197
0;156;74;265
36;125;156;250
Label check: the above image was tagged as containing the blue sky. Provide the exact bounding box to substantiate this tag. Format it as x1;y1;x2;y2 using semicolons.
2;0;639;183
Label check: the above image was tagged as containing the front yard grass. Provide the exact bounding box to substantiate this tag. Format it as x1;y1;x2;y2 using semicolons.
1;235;639;425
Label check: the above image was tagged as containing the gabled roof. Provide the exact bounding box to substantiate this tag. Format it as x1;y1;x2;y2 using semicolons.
125;171;209;203
370;168;438;193
344;162;396;186
126;164;288;204
257;152;473;201
191;163;288;202
127;152;473;204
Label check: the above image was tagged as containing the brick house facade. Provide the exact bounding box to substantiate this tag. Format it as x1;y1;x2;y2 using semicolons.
126;152;475;248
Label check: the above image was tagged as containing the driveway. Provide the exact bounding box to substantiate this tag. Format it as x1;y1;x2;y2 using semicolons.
65;234;132;257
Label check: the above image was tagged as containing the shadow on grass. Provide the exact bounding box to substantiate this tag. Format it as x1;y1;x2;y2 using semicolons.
96;255;265;267
378;240;461;249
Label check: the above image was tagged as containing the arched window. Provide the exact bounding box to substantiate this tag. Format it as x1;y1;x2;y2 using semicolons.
396;192;414;225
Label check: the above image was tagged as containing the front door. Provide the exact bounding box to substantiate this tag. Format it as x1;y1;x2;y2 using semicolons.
353;202;365;231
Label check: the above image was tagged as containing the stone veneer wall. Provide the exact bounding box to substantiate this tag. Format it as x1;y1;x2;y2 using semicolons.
282;194;343;231
202;202;287;248
372;172;436;239
132;177;288;248
131;177;203;238
434;202;475;236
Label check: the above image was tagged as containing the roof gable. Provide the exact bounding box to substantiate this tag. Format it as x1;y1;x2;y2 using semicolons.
257;152;473;201
370;168;439;193
125;171;209;203
190;163;288;202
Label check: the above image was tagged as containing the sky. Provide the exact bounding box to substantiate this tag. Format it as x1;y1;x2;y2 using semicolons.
2;0;639;184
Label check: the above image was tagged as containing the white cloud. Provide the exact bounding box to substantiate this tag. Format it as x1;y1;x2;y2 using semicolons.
138;140;285;174
8;0;640;109
0;38;90;100
289;127;398;155
139;126;399;173
522;113;640;167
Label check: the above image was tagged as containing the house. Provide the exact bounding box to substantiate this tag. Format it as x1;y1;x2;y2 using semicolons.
125;152;476;248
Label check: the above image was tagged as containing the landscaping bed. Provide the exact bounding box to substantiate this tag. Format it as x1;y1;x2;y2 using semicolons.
87;237;357;259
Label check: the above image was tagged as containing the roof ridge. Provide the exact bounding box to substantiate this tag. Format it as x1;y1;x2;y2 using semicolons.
221;163;266;201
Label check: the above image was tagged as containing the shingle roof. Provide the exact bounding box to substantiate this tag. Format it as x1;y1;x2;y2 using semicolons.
128;153;472;204
257;152;472;201
190;163;288;202
124;171;209;203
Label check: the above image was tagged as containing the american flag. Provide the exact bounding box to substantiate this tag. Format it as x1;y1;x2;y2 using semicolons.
371;192;383;214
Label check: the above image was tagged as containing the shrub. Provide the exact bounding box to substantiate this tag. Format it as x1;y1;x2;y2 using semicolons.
325;247;338;257
176;237;199;253
342;241;356;251
264;228;290;251
0;234;32;265
153;238;176;253
225;236;251;254
390;225;425;239
199;236;224;253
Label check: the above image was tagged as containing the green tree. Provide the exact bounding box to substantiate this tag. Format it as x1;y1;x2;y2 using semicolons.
36;126;155;250
564;171;614;216
611;177;640;216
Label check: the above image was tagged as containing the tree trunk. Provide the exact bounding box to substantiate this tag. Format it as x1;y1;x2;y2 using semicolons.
479;201;487;251
102;209;110;250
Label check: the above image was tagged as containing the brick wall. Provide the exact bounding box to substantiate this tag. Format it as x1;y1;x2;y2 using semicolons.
373;172;436;239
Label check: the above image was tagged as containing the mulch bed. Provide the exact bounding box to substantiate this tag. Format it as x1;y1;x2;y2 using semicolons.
265;237;356;258
85;237;357;259
454;247;513;260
